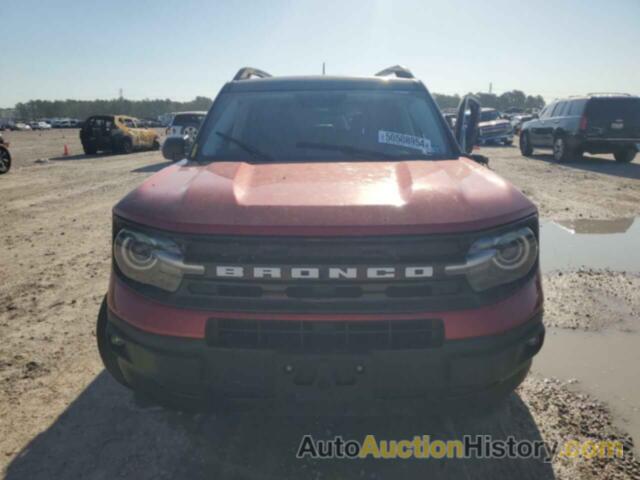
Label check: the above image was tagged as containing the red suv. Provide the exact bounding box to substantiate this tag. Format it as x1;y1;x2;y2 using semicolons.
98;66;544;409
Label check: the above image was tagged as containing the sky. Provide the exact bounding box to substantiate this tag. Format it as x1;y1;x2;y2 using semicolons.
1;0;639;108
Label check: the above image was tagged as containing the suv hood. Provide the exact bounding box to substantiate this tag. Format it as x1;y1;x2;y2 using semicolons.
115;158;536;236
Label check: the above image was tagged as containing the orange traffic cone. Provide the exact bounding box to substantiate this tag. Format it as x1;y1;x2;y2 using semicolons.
63;144;69;156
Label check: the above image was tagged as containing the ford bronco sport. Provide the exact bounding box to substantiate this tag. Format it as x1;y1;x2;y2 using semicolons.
520;94;640;163
80;115;160;155
98;66;544;410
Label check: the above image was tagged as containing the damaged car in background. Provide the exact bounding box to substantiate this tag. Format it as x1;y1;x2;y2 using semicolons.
80;115;160;155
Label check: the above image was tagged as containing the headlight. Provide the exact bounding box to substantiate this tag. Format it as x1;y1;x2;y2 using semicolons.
445;226;538;292
114;228;204;292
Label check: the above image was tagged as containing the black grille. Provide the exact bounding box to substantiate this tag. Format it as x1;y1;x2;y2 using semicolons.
206;318;444;352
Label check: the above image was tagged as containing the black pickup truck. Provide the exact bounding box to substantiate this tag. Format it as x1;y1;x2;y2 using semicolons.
519;94;640;163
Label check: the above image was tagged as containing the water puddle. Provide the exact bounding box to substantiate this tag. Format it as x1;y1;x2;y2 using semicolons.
540;217;640;273
533;327;640;454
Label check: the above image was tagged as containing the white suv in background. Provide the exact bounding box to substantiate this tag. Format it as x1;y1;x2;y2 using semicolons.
165;111;206;140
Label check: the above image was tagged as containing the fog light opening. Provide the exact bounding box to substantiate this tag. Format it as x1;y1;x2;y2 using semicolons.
525;334;542;348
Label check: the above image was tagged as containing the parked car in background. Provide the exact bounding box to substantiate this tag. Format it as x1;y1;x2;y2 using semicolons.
0;120;16;131
14;122;32;131
0;135;11;174
165;111;207;140
477;108;513;145
520;94;640;163
80;115;160;155
29;121;52;130
511;114;536;135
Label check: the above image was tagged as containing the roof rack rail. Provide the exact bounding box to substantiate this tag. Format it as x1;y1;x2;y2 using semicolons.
233;67;272;81
375;65;415;79
587;92;631;97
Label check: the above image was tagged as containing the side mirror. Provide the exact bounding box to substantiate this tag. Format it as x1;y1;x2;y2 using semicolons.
162;135;188;162
469;154;489;166
454;95;481;154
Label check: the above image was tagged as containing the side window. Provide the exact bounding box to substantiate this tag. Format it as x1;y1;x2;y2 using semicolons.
552;102;566;117
540;104;553;119
122;118;136;128
568;99;587;116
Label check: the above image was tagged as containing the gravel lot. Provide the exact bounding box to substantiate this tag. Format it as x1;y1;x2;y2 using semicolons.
1;130;639;479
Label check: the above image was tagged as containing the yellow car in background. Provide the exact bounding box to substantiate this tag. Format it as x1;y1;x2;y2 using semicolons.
80;115;160;155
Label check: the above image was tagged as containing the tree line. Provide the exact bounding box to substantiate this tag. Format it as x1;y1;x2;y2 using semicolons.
10;89;545;120
432;90;545;111
12;97;214;120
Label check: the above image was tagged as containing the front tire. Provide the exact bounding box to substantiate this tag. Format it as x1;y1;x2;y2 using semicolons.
0;148;11;174
121;138;133;154
614;148;637;163
519;131;533;156
83;143;97;155
553;136;572;162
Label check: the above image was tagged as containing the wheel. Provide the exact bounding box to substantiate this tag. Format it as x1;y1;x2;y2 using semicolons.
121;138;133;154
614;148;636;163
182;125;198;140
151;139;160;151
0;148;11;174
519;131;533;156
83;143;97;155
552;136;573;162
503;138;513;146
96;297;130;388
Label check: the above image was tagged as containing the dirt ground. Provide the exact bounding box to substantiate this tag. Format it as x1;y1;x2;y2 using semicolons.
1;130;639;479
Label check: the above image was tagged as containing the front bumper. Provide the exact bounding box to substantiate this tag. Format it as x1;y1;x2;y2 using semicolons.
573;136;640;153
103;306;544;404
478;131;513;144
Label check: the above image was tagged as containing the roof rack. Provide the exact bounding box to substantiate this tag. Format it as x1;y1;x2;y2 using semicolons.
587;92;631;97
233;67;272;81
375;65;415;79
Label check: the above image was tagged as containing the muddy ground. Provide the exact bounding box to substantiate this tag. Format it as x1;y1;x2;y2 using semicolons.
0;129;639;479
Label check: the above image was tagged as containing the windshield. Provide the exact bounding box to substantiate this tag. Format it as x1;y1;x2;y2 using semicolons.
480;110;500;122
587;98;640;124
196;90;454;162
172;113;206;127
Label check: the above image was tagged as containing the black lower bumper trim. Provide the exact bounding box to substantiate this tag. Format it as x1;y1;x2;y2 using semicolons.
104;309;544;403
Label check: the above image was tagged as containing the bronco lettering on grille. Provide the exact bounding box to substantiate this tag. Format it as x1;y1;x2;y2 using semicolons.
213;266;434;280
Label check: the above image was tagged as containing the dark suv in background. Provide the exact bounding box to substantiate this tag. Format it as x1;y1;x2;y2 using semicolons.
519;94;640;163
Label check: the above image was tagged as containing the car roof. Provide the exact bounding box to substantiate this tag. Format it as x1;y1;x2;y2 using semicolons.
223;75;424;93
172;111;207;116
555;94;640;102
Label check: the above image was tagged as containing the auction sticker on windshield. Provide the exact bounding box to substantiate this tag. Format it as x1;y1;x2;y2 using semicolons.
378;130;432;154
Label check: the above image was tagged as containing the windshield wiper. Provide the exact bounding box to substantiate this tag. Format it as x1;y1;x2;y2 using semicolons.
215;131;275;162
296;141;428;160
